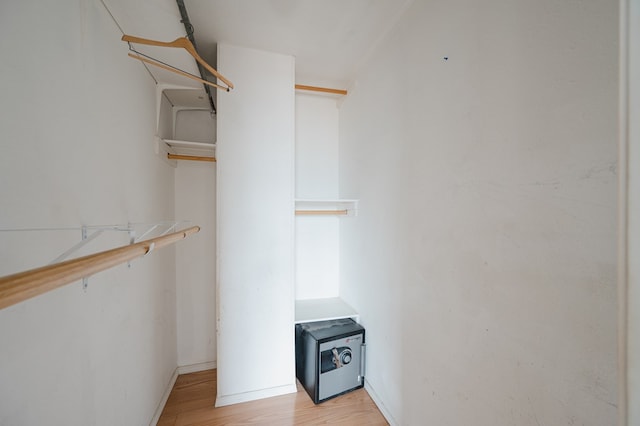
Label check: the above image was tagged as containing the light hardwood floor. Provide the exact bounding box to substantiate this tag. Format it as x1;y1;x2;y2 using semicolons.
157;369;388;425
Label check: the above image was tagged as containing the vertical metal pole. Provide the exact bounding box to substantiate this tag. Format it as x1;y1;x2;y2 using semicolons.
176;0;216;114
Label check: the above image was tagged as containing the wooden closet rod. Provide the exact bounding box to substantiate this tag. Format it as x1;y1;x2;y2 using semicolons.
0;226;200;310
122;34;234;91
295;85;348;96
168;153;216;162
295;210;349;216
128;53;229;92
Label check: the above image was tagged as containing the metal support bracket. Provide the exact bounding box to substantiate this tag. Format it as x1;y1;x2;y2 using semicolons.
48;226;102;290
144;242;156;257
49;227;104;265
9;221;188;290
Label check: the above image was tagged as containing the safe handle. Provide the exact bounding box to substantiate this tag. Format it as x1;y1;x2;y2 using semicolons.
359;343;366;383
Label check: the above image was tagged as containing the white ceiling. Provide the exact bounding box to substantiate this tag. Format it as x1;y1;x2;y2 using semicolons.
184;0;412;89
105;0;412;94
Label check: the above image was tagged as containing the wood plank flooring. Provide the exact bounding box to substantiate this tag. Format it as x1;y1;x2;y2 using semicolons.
157;369;388;425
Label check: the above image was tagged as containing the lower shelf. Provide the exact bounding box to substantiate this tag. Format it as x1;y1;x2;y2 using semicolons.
295;297;359;324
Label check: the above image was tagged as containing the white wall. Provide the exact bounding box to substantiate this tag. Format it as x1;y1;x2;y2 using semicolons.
0;1;178;425
174;109;216;143
215;44;297;406
174;110;217;369
295;94;340;199
295;94;341;300
624;0;639;423
158;94;174;141
339;1;618;425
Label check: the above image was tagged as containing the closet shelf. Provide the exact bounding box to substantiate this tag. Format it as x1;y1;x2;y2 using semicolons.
163;139;216;163
295;199;358;217
163;139;216;151
295;297;359;324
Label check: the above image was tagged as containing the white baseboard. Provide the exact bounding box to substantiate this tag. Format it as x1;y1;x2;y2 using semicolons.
177;361;217;375
149;361;217;426
365;379;398;426
215;383;298;407
149;368;179;426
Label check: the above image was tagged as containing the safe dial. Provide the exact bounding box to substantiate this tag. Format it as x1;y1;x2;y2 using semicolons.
332;347;352;367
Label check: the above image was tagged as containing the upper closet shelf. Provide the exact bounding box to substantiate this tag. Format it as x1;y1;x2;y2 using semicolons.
295;199;358;217
295;297;359;324
162;139;216;163
163;139;215;151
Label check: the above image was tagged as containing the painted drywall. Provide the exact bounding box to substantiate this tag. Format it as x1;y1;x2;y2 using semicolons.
295;94;341;300
174;111;217;368
625;0;639;422
158;93;174;141
338;1;618;425
174;109;216;143
295;94;340;199
0;1;179;425
215;44;297;406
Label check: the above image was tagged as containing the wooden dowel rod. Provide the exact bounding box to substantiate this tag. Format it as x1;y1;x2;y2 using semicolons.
128;53;230;92
0;226;200;310
122;35;234;89
168;153;216;162
295;84;348;96
295;210;349;216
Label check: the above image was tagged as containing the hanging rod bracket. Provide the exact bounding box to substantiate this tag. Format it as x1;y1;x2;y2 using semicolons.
145;242;156;257
49;226;104;265
0;226;200;310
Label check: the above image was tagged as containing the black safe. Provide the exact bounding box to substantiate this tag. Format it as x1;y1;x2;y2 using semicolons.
295;318;366;404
